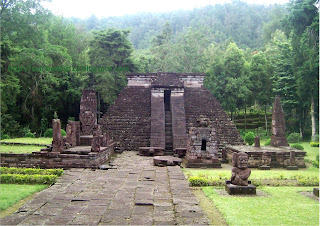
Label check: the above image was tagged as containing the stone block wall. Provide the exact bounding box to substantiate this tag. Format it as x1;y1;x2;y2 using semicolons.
100;87;151;150
171;89;188;149
184;87;244;145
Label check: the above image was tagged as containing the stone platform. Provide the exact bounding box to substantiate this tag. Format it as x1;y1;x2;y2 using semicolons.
0;144;114;169
1;152;209;225
225;180;256;195
225;145;306;168
153;156;183;166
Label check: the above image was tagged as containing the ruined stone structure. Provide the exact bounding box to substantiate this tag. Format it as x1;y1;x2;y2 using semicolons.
271;96;289;147
101;73;244;156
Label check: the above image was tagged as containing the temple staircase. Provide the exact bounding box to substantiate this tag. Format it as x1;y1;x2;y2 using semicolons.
165;109;174;155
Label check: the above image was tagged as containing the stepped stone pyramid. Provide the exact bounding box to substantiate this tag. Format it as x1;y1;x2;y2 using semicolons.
100;73;244;152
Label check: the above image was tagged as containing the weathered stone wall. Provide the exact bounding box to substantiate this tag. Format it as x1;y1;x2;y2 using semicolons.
184;87;244;145
225;146;306;168
171;89;188;149
100;87;151;150
0;143;114;169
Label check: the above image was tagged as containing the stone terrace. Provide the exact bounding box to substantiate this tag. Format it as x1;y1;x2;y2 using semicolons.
2;152;209;225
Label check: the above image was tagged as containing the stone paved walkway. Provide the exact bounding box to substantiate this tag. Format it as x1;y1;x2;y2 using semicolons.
2;152;209;225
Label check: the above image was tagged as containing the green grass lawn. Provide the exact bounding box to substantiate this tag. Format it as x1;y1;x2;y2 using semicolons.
184;167;319;180
299;142;319;162
203;186;319;226
0;184;48;210
0;144;46;154
1;137;52;145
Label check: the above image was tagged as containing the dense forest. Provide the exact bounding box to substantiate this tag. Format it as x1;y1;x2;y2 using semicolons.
1;0;319;141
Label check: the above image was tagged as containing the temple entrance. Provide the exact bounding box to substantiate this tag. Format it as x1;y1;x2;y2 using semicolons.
164;90;173;155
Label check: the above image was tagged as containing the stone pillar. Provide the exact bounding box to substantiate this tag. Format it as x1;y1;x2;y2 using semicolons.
290;151;296;166
52;119;64;152
75;121;81;146
150;88;165;148
171;88;188;149
91;131;100;152
80;89;97;135
271;96;289;147
254;136;260;147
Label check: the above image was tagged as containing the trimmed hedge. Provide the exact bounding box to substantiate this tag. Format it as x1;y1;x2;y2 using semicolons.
0;167;63;176
1;174;58;185
189;176;209;186
310;142;319;147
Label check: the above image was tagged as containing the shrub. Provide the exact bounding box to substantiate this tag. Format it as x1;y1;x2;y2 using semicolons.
264;138;271;146
287;133;302;143
312;155;319;168
310;142;319;147
290;143;304;150
0;167;63;176
1;134;11;139
0;174;58;185
67;117;75;122
44;128;66;137
244;132;255;145
44;128;53;137
189;176;209;186
25;132;35;138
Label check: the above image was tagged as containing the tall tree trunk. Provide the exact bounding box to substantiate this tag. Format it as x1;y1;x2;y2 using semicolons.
264;105;268;133
244;106;247;131
310;96;316;141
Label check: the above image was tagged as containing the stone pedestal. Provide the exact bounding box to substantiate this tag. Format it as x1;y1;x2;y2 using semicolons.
286;166;298;170
174;148;187;158
259;166;271;170
225;180;256;195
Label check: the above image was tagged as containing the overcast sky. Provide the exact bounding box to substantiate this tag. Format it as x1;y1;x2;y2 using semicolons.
42;0;290;19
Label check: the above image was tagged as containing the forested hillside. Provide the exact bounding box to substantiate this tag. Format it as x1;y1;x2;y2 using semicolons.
1;0;319;141
70;2;283;50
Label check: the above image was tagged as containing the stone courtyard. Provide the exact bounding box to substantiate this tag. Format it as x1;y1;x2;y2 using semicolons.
2;152;209;225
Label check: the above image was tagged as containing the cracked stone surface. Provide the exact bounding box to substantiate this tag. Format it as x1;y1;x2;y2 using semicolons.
1;151;209;225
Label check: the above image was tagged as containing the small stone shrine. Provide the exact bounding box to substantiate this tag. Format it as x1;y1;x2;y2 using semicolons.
185;122;221;168
225;152;256;195
271;96;289;147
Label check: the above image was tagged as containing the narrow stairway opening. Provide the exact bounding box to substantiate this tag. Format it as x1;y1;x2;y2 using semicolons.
164;90;173;155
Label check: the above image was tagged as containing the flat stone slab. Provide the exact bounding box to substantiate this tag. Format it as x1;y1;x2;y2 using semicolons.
2;151;209;225
153;156;183;166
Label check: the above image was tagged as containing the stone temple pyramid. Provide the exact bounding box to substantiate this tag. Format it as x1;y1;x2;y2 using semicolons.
100;73;244;165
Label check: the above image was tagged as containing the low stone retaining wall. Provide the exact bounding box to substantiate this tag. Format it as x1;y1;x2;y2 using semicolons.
225;145;306;168
0;143;114;169
0;142;50;147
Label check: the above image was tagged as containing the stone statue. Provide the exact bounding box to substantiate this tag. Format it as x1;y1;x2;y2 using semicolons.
52;119;64;152
231;152;251;186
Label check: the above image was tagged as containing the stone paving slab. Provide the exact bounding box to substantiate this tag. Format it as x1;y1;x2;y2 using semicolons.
1;151;209;225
